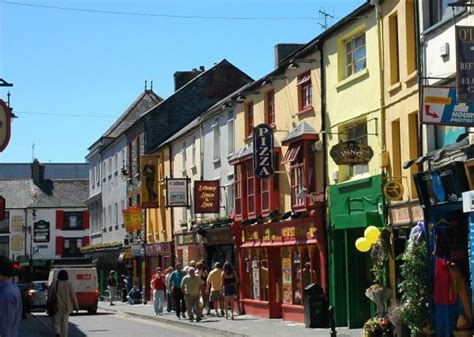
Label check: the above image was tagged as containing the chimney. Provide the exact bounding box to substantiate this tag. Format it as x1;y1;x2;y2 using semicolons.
173;67;205;92
274;44;305;69
31;159;45;186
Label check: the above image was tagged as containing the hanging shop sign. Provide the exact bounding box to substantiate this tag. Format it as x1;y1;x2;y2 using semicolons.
383;179;404;201
123;207;142;232
140;155;159;209
0;99;11;152
422;85;474;126
194;180;220;213
329;140;374;165
122;209;131;231
253;124;275;178
33;220;50;243
166;178;189;207
456;26;474;103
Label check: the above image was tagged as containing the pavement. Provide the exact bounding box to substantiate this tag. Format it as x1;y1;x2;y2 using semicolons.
99;300;363;337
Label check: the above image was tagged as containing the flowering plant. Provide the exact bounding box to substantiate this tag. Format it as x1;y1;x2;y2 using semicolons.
363;317;394;337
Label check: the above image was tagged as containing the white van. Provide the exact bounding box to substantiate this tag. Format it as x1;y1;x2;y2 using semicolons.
48;262;99;314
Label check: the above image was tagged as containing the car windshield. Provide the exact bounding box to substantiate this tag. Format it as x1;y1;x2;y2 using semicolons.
32;282;47;291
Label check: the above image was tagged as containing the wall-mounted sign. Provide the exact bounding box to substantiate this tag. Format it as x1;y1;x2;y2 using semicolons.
166;178;189;207
456;26;474;103
11;215;23;232
33;220;50;243
0;99;11;152
175;233;197;246
383;179;404;201
128;207;142;232
10;235;23;252
194;180;220;213
253;124;275;178
329;140;374;165
422;85;474;126
140;155;159;209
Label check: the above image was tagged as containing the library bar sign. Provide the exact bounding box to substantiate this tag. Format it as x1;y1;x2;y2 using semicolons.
253;124;274;179
456;26;474;103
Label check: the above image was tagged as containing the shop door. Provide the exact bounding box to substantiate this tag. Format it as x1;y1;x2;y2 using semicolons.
269;247;282;318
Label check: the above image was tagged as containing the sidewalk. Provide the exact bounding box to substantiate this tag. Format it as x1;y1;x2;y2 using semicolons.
98;301;363;337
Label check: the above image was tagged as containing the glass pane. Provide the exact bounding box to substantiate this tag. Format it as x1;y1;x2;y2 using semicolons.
354;46;366;62
345;41;352;54
260;258;269;301
293;251;302;305
354;59;366;73
346;52;353;65
354;34;365;48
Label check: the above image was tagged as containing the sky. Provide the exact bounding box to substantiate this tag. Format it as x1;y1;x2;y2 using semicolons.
0;0;364;163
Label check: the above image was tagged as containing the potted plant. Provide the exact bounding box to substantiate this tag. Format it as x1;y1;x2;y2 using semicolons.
363;317;394;337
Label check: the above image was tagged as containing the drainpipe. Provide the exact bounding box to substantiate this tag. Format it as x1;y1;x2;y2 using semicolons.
199;116;204;181
415;0;424;170
374;0;386;155
168;143;175;266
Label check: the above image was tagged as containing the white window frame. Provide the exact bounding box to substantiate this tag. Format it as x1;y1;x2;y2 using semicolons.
345;32;366;78
213;119;220;162
227;118;235;156
114;154;118;174
181;142;186;175
191;136;196;169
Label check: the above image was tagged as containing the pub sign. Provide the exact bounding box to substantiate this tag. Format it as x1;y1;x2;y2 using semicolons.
194;180;220;214
253;124;274;179
456;26;474;103
329;140;374;165
34;220;50;243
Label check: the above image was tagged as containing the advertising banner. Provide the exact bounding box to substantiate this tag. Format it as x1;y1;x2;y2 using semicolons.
166;178;189;207
253;124;274;178
422;85;474;126
140;155;159;208
456;26;474;103
194;180;220;213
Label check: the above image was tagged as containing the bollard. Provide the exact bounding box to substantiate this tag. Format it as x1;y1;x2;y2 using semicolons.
329;306;337;337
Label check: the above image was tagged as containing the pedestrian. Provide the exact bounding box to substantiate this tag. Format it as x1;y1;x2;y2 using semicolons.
48;270;79;337
181;267;204;322
221;262;239;320
207;261;224;317
120;274;128;302
150;267;165;316
196;261;209;315
107;270;117;306
169;262;186;319
165;267;174;312
0;256;22;337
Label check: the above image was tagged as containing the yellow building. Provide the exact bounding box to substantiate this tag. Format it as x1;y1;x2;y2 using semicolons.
323;2;384;328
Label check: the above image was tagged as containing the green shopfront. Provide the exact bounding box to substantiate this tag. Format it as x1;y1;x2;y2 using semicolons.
328;174;385;328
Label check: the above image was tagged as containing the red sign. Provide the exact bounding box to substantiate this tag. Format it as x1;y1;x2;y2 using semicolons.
194;180;220;213
0;100;11;152
0;196;5;221
76;273;92;281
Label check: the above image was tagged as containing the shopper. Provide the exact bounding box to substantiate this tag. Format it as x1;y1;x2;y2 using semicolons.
48;270;79;337
221;262;239;320
0;256;22;337
150;267;166;316
181;267;204;322
196;261;209;315
107;270;117;306
207;262;224;317
165;267;174;312
169;262;186;319
120;274;128;302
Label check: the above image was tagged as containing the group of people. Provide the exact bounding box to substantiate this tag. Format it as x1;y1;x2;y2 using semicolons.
150;260;239;322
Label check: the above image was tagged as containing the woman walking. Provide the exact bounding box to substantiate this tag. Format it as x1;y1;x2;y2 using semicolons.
221;262;239;320
48;270;79;337
196;261;209;315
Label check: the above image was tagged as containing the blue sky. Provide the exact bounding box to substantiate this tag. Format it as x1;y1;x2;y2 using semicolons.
0;0;364;163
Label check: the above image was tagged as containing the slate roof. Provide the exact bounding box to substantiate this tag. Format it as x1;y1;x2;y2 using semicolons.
0;179;89;209
281;120;318;144
0;163;88;180
102;89;163;139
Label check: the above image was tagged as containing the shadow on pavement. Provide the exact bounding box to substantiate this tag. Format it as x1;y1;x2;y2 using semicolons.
71;312;113;317
68;322;87;337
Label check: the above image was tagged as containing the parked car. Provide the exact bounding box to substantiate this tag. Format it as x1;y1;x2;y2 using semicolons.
28;281;48;310
16;283;32;317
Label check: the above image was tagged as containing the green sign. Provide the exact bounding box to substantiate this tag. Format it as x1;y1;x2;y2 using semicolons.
17;255;30;266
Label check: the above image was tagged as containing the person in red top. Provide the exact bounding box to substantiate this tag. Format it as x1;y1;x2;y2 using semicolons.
150;267;166;315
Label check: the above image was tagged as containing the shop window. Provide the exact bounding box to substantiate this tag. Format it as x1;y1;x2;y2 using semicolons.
245;102;254;138
300;248;313;292
345;32;366;78
292;249;302;305
260;252;269;301
243;254;252;299
297;72;312;111
282;248;293;305
266;91;275;125
63;212;83;230
0;212;9;233
63;238;83;257
251;254;260;300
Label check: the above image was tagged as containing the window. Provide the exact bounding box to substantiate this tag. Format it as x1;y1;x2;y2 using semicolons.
136;138;140;177
297;73;312;111
213;119;220;161
121;149;126;169
114;203;118;225
226;184;234;215
128;143;133;175
346;122;369;176
261;154;279;214
291;152;305;208
114;154;118;174
389;13;400;85
181;142;186;174
406;1;416;75
108;205;112;227
102;161;106;182
0;212;9;233
429;0;463;27
247;161;255;215
63;238;83;257
392;119;402;181
90;168;94;186
228;117;235;155
266;91;275;125
95;165;98;185
245;103;254;138
235;165;242;216
63;212;83;230
345;33;366;78
191;136;196;168
108;158;112;178
292;250;302;305
0;236;9;257
102;207;106;228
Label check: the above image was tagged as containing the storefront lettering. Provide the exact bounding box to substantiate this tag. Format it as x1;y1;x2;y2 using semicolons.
194;180;220;213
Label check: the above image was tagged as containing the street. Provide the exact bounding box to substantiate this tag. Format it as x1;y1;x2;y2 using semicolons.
20;311;204;337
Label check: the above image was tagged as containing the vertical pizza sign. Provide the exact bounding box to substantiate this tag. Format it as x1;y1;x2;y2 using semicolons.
0;99;11;152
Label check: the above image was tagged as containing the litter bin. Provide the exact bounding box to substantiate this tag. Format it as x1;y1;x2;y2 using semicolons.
303;283;328;328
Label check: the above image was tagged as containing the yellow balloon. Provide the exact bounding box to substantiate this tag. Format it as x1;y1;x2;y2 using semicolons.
355;237;371;252
365;226;381;244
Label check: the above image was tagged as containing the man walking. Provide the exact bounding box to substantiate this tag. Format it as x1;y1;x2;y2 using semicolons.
169;262;186;319
150;267;165;316
107;271;117;306
0;256;22;337
181;267;204;322
207;262;224;316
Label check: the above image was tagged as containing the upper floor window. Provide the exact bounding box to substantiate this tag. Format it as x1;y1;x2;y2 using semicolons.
114;154;118;174
121;149;126;169
429;0;463;27
191;136;196;168
247;161;256;215
235;165;242;216
181;142;187;174
213;119;220;162
245;102;254;138
102;161;106;182
64;212;84;230
0;212;9;233
297;73;312;111
345;33;366;78
346;122;369;177
228;117;235;155
136;138;141;177
266;91;275;125
128;143;133;176
108;158;112;178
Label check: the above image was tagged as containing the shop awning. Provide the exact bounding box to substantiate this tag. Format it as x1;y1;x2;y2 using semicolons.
229;140;282;164
240;241;256;248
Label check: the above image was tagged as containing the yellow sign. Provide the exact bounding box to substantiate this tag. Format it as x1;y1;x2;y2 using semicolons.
10;235;23;251
282;227;295;238
11;215;23;232
384;179;404;201
123;207;142;232
140;155;159;209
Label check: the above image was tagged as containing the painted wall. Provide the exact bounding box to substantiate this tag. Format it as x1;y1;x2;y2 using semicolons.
323;8;383;183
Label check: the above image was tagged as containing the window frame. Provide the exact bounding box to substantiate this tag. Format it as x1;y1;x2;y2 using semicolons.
345;32;367;78
297;73;312;112
228;118;235;156
345;122;369;177
63;211;84;230
245;102;254;138
63;237;83;257
213;119;220;162
234;165;242;218
266;90;275;126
